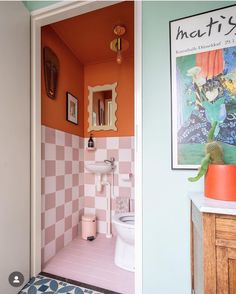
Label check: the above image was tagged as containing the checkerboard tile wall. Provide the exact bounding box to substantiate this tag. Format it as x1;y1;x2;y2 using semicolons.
41;126;82;266
84;136;134;234
42;126;135;264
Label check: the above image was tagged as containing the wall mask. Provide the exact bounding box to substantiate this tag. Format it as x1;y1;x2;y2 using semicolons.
43;47;59;99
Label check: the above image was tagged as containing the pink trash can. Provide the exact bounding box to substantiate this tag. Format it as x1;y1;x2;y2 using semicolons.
82;214;96;241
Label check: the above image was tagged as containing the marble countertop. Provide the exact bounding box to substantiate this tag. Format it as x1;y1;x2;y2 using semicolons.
189;191;236;216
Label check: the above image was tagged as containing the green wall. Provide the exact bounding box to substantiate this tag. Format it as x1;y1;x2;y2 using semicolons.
24;0;236;293
142;1;235;293
23;1;60;12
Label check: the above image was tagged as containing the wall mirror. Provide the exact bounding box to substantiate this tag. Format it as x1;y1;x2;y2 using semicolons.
87;82;118;131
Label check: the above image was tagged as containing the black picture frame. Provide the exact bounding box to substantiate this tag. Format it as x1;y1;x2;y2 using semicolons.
169;4;236;170
66;92;78;125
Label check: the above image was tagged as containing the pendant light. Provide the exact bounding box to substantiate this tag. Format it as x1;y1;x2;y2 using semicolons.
110;25;129;64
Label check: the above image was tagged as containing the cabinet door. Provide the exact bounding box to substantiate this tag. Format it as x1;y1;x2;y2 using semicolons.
229;259;236;293
217;247;236;294
0;2;30;293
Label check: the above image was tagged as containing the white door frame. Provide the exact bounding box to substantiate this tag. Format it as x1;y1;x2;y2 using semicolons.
31;1;143;293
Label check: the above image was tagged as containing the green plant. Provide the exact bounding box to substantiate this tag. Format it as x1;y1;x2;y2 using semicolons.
188;121;224;182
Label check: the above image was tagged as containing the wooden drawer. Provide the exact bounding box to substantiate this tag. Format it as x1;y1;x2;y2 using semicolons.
216;216;236;241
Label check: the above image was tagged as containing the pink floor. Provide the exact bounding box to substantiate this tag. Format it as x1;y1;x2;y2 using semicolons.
43;234;134;294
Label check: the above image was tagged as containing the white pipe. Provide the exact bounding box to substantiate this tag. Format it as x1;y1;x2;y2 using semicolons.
111;171;114;199
102;178;112;238
95;174;102;192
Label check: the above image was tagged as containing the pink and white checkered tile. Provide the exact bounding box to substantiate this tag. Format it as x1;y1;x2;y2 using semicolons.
42;126;135;264
41;126;81;266
84;136;134;234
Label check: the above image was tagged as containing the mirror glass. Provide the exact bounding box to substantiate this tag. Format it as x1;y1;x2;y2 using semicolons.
92;90;112;127
88;82;117;131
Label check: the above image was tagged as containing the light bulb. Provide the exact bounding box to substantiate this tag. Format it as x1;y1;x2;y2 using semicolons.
117;50;122;64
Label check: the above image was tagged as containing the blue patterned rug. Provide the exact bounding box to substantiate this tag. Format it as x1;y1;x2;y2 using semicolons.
19;275;104;294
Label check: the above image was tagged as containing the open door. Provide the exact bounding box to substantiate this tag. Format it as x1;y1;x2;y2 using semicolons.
0;2;30;293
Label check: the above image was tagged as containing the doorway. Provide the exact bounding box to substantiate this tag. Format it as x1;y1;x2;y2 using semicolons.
31;1;142;294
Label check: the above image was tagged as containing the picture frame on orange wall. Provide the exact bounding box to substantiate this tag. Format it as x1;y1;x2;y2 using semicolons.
66;92;78;125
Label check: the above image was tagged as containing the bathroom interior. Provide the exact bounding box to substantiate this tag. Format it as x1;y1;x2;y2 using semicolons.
41;2;134;294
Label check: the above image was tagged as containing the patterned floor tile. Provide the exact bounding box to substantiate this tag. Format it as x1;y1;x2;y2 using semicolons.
19;275;104;294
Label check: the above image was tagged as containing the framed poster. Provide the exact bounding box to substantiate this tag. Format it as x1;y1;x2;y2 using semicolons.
170;5;236;169
66;92;78;125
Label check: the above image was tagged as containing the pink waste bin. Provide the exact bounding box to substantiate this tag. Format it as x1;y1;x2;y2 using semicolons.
82;214;96;241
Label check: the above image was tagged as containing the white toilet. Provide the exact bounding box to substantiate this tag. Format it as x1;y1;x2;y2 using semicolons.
113;212;135;272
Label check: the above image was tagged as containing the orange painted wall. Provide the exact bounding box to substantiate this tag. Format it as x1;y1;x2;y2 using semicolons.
84;56;134;137
41;26;84;136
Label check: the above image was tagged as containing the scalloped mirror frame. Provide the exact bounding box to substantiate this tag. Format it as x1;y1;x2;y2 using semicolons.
87;82;118;132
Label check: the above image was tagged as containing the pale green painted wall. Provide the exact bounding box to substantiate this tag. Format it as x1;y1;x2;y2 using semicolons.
143;1;235;293
23;0;236;292
23;1;60;12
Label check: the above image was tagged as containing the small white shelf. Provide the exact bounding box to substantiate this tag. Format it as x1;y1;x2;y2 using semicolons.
86;147;96;151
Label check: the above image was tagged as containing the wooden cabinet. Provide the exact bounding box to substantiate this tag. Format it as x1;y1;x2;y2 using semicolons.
191;203;236;293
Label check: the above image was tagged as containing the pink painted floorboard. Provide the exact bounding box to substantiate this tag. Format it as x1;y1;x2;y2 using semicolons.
43;234;134;294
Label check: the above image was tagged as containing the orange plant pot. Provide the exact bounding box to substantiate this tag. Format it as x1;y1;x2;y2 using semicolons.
205;164;236;201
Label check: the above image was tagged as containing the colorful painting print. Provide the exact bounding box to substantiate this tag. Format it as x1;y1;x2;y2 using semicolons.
176;47;236;166
19;275;105;294
170;5;236;168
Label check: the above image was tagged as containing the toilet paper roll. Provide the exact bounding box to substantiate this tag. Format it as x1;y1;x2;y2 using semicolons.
122;173;132;182
115;196;130;213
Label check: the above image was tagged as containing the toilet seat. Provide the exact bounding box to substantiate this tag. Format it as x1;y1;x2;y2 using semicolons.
113;212;134;229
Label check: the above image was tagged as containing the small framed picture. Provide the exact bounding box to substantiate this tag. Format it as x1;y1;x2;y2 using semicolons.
66;92;78;125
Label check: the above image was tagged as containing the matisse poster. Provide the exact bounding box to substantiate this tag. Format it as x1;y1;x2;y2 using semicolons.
170;5;236;169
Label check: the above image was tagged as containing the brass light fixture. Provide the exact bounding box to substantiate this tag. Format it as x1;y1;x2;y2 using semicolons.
110;25;129;64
